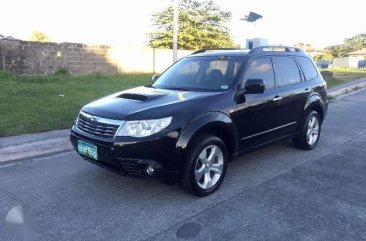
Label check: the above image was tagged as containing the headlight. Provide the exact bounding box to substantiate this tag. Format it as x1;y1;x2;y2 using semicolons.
116;117;172;137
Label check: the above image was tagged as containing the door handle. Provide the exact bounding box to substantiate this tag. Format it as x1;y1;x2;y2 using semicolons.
272;96;283;102
304;88;311;93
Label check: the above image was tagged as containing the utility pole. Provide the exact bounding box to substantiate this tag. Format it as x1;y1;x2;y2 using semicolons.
172;0;179;62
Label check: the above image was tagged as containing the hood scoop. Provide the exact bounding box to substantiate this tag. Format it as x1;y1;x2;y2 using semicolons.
117;93;148;101
117;90;170;102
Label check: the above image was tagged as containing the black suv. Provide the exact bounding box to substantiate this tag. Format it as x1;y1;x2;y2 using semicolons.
70;46;328;196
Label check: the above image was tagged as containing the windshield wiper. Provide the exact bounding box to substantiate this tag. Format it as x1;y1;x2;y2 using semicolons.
144;84;155;88
164;87;191;91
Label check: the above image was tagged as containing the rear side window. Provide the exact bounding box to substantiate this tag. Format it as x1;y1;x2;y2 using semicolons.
243;57;275;89
273;57;302;86
296;57;318;80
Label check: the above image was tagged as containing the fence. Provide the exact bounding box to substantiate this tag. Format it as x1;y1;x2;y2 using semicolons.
0;39;192;75
333;56;364;68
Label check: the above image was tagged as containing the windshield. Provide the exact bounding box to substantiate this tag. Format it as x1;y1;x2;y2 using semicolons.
152;56;245;91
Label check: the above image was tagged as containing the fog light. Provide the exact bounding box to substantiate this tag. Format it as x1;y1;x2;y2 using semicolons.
146;166;155;176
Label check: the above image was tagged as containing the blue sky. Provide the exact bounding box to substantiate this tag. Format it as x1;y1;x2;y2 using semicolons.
1;0;365;48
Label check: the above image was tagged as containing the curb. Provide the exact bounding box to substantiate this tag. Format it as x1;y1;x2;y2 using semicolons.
327;78;366;98
0;130;72;165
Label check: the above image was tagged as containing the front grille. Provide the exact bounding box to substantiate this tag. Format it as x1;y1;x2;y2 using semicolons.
76;112;124;140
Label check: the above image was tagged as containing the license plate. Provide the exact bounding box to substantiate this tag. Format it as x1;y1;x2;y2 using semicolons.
77;140;98;160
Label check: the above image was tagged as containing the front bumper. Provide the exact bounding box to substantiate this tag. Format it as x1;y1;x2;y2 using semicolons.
70;127;183;181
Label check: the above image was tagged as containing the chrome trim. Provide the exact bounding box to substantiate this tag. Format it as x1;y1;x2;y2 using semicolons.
272;96;283;102
241;121;297;140
75;126;104;139
75;111;125;139
114;124;125;138
79;111;125;126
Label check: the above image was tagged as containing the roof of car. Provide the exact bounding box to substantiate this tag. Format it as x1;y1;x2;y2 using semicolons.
190;50;250;57
187;46;308;58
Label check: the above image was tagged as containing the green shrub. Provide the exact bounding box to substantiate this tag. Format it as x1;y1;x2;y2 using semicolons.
0;70;16;81
54;68;69;76
320;71;334;81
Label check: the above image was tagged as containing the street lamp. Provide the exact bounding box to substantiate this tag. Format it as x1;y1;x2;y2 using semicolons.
240;11;263;24
173;0;179;62
240;11;264;49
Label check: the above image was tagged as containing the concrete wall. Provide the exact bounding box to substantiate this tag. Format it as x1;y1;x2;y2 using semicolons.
333;56;364;68
0;40;117;75
0;39;192;75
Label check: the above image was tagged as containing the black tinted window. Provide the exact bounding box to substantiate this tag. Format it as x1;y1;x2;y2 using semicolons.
297;57;318;80
152;57;244;91
243;57;274;89
274;57;301;86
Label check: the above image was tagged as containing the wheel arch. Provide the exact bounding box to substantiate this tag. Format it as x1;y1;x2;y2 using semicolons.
304;93;326;122
177;112;238;159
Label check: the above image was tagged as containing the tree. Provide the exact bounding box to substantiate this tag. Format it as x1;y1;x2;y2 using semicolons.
148;0;234;50
313;53;333;62
327;45;350;58
344;33;366;50
31;30;51;42
327;33;366;58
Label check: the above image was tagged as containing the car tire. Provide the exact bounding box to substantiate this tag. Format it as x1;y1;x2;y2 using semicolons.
293;110;322;150
179;134;228;196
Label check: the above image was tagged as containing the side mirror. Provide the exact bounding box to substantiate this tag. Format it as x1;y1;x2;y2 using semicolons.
151;74;159;82
244;79;265;94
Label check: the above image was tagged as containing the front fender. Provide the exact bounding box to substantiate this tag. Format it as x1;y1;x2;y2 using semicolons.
176;112;238;153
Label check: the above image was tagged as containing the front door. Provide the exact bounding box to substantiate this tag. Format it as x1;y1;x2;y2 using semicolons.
232;57;286;149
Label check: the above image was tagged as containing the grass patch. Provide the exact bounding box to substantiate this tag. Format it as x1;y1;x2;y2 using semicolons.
321;68;366;88
0;71;151;137
2;67;366;137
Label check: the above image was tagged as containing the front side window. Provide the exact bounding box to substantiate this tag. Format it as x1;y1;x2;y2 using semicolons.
152;57;245;91
273;57;302;86
296;57;318;81
243;57;275;89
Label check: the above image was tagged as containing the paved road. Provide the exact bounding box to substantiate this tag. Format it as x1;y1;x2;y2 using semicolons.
1;89;366;241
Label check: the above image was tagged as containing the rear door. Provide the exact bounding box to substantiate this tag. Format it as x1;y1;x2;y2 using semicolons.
272;56;310;134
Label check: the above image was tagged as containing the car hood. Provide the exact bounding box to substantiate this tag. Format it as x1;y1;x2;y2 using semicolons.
82;86;222;120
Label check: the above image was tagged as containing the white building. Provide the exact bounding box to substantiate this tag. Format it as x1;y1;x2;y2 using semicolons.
333;56;364;68
246;38;269;49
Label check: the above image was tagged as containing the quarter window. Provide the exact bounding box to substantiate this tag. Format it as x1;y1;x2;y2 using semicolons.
296;57;318;81
243;57;275;89
274;57;302;86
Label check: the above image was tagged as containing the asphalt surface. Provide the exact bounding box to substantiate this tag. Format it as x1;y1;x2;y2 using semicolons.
1;89;366;241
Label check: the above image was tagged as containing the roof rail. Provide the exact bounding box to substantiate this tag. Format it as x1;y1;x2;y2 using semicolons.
191;48;244;55
248;46;304;55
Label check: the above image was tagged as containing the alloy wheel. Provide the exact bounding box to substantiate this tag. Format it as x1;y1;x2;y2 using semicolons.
306;116;319;145
194;145;224;190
